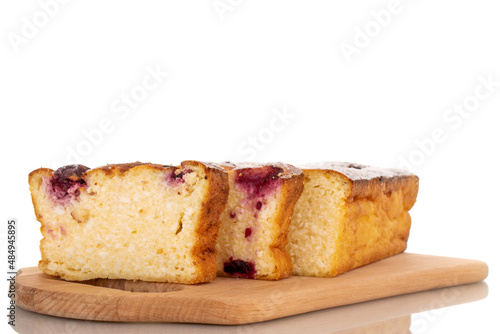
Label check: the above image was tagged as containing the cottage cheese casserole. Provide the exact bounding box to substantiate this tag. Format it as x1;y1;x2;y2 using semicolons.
28;161;228;284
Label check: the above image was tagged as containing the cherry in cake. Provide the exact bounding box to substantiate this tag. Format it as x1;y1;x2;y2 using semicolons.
223;257;256;279
46;164;89;204
216;162;304;280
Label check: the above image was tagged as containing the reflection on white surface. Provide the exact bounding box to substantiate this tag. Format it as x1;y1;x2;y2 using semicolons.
12;282;487;334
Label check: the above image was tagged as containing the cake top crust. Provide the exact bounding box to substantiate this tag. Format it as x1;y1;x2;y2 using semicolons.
216;162;302;179
299;162;418;204
298;162;415;181
53;164;90;180
93;162;171;175
31;161;227;180
184;161;226;172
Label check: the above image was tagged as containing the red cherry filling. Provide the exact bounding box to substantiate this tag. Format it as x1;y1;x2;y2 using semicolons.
234;166;282;198
224;258;256;279
166;168;193;185
48;165;88;203
245;227;252;238
50;175;85;199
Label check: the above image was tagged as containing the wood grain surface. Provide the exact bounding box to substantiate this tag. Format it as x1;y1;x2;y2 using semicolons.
14;253;488;325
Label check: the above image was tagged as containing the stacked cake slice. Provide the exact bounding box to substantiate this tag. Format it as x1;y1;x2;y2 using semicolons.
215;162;304;280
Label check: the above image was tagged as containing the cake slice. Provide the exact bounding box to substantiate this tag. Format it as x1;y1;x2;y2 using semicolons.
287;162;419;277
28;161;228;284
216;162;304;280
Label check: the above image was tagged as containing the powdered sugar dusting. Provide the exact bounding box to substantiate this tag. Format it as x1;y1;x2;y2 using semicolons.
299;162;415;181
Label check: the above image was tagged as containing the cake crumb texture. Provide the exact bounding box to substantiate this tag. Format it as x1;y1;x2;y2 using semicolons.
28;161;228;284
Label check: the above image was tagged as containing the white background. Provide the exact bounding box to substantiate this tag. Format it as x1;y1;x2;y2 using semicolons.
1;1;499;333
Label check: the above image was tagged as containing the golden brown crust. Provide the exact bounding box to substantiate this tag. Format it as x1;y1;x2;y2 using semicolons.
268;170;304;279
297;162;418;277
89;162;173;177
331;191;413;277
185;161;229;283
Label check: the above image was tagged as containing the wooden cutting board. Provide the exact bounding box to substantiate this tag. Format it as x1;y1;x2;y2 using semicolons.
14;253;488;325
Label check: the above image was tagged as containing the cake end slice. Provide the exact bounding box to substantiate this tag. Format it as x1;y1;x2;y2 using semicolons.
288;162;419;277
28;161;228;284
